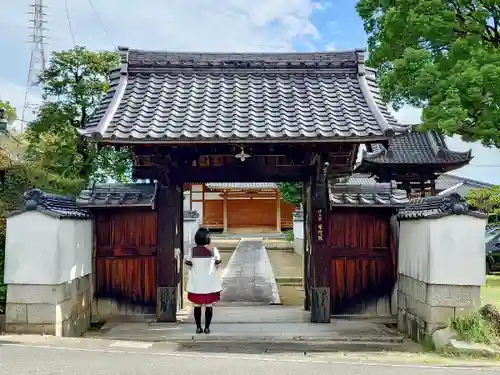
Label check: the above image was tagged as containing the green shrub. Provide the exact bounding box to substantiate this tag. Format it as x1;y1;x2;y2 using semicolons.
284;229;294;242
450;312;497;344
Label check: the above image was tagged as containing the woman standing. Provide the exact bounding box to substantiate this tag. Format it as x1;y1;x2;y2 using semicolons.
184;228;222;334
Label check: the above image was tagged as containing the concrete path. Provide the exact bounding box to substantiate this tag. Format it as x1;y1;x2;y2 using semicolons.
87;306;406;347
3;337;498;374
219;239;281;305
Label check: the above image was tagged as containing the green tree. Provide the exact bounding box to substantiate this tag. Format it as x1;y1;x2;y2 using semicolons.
278;182;303;207
0;100;16;124
357;0;500;147
26;46;131;183
466;186;500;225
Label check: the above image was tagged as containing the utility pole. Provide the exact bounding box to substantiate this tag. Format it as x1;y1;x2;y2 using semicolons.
21;0;48;132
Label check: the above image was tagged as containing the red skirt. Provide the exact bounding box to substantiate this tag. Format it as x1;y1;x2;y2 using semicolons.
187;291;221;305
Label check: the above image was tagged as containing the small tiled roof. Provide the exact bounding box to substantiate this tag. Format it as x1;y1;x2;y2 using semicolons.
343;173;377;185
205;182;277;190
435;174;494;197
77;183;157;208
79;48;409;143
398;193;487;220
5;189;91;220
356;126;472;172
329;183;409;207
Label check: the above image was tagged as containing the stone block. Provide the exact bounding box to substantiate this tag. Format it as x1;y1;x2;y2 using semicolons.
7;284;67;305
5;303;27;323
399;275;428;302
423;305;455;324
397;291;407;310
426;284;481;307
56;298;76;322
27;303;55;324
5;322;57;335
454;306;476;318
78;275;91;294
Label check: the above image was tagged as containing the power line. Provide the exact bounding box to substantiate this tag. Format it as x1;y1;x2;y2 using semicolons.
64;0;76;47
86;0;116;49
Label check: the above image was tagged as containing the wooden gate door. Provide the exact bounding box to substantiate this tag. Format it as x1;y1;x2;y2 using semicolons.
327;209;396;315
94;209;158;313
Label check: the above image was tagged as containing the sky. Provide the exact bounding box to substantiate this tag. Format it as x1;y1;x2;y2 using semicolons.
1;0;499;184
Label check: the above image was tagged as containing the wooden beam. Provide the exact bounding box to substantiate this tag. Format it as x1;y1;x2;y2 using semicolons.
133;165;312;182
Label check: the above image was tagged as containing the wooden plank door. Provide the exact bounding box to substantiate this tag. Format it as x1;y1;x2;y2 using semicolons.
327;209;396;315
94;210;158;312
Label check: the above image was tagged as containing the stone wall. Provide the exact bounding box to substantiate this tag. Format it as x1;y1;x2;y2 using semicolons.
397;274;480;342
5;274;91;336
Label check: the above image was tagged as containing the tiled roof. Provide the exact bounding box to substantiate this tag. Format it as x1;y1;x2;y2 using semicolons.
77;183;157;208
343;173;377;185
356;127;472;171
398;193;487;220
435;174;494;197
80;48;409;143
205;182;277;190
5;189;91;220
329;183;409;207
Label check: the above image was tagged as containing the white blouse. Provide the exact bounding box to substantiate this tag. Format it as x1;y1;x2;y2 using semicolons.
184;246;223;295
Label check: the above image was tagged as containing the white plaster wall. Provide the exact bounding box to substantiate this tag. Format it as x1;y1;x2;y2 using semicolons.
204;192;222;200
183;190;190;211
398;220;430;282
192;202;203;222
57;219;93;284
293;219;304;240
428;215;486;286
398;215;486;287
184;217;201;251
5;212;59;285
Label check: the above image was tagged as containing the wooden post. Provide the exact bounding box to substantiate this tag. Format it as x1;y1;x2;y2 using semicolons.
309;156;331;324
223;191;228;232
276;190;281;233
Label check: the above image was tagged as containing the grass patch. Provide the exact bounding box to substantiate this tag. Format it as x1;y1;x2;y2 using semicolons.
267;250;303;279
277;284;304;306
482;275;500;309
450;312;498;345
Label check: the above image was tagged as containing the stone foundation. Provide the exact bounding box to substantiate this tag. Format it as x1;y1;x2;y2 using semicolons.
91;298;155;321
5;274;91;336
397;274;481;342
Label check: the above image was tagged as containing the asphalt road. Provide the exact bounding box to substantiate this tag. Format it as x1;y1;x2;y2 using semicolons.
0;343;498;375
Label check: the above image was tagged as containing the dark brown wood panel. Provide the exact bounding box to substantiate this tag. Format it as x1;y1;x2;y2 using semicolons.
95;210;158;306
203;200;223;228
227;199;276;228
95;257;156;305
327;209;396;315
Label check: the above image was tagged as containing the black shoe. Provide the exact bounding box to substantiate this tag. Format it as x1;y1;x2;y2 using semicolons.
196;327;203;334
204;327;210;334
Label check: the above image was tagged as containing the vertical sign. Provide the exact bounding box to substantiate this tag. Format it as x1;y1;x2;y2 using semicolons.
314;207;326;244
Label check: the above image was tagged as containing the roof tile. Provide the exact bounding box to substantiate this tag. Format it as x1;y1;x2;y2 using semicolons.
329;183;409;207
81;49;407;142
5;189;91;220
77;183;157;208
398;193;487;220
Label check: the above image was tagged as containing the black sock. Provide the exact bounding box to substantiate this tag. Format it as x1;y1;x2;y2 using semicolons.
194;306;202;328
205;307;213;329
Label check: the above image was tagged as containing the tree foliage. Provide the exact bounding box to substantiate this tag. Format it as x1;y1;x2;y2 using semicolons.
0;100;16;124
466;186;500;225
356;0;500;147
0;46;130;312
278;182;303;207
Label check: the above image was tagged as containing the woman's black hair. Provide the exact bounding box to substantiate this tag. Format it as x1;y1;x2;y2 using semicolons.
194;227;211;246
